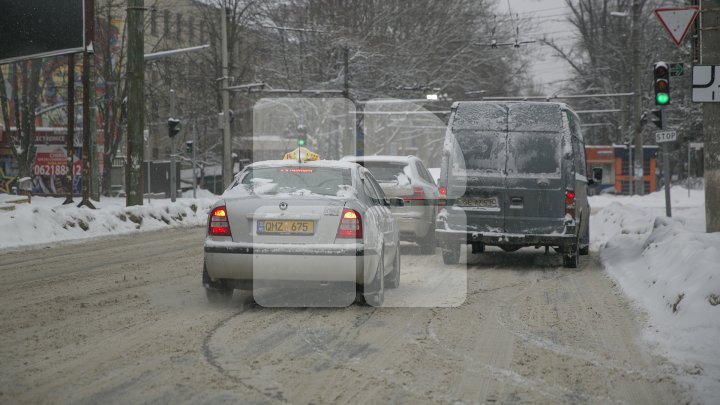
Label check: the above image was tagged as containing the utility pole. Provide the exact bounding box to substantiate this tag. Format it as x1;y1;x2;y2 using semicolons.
701;0;720;232
169;89;177;202
126;0;145;206
64;54;75;205
221;6;232;189
631;0;644;195
79;0;96;209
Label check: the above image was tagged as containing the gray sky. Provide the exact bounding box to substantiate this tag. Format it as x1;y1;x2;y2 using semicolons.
500;0;576;93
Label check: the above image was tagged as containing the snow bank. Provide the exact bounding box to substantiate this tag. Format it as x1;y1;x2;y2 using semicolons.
590;188;720;402
0;194;217;252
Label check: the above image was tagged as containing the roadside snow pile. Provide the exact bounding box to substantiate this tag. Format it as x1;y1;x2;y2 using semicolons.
0;194;217;251
590;188;720;402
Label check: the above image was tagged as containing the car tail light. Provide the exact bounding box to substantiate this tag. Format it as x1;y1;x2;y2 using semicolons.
336;208;362;239
402;186;426;206
437;186;447;206
208;206;232;236
565;190;576;219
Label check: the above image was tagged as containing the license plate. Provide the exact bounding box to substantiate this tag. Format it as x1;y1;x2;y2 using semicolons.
457;197;499;208
257;220;314;235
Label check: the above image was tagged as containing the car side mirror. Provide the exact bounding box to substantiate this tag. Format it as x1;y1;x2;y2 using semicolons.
385;197;404;207
592;167;603;182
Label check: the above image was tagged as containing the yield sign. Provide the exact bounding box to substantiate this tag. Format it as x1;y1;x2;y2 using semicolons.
654;7;700;47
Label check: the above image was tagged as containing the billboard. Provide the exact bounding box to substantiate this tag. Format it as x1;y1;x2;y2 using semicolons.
0;0;84;65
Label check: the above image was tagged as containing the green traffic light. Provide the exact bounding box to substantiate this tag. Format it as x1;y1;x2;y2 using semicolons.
656;93;669;105
298;139;305;146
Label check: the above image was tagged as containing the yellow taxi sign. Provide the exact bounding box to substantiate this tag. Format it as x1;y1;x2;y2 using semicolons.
283;147;320;162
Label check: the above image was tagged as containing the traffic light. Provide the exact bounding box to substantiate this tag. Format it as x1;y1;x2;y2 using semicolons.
168;118;181;138
297;124;307;147
185;141;193;154
650;109;663;129
653;62;670;105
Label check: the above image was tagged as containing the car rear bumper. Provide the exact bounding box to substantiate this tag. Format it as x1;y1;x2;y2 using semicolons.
435;229;577;247
204;242;377;285
392;208;432;239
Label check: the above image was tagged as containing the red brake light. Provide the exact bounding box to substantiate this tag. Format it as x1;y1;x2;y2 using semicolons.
209;206;232;236
439;187;447;196
565;191;576;219
336;208;362;239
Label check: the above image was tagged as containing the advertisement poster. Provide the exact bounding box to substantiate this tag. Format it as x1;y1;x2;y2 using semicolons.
31;144;81;194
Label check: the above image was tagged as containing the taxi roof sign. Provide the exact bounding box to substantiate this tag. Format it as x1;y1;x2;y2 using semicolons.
283;147;320;162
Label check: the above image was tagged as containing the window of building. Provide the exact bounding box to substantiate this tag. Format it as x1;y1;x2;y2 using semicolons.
163;10;170;36
188;16;194;41
176;13;182;41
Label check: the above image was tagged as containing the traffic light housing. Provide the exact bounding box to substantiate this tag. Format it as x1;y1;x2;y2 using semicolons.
168;118;181;138
650;109;663;129
297;124;307;147
653;62;670;105
185;141;193;154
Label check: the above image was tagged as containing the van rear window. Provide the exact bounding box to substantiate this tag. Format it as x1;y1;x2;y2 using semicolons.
453;130;506;173
507;132;561;175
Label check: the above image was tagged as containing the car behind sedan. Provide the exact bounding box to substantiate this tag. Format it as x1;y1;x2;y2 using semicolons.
203;160;401;307
341;155;439;254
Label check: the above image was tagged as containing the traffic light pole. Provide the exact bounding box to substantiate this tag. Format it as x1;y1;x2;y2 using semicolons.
170;89;177;202
631;0;644;196
660;109;672;217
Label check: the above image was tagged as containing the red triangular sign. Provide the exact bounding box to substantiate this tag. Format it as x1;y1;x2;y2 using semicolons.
655;7;700;47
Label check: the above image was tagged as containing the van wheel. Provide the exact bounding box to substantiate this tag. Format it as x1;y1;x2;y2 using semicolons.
579;226;590;255
442;244;460;265
562;242;579;269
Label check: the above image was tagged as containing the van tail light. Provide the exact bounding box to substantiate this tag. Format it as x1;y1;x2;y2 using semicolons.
336;208;363;239
437;186;447;206
208;206;232;236
565;190;576;219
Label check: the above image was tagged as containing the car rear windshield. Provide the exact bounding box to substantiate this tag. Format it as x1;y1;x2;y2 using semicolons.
360;162;411;185
238;166;353;197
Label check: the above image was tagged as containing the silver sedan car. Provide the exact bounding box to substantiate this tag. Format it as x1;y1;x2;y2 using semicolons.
342;156;439;254
203;159;402;307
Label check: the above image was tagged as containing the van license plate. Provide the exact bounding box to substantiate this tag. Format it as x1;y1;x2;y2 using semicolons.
257;220;314;235
457;197;499;208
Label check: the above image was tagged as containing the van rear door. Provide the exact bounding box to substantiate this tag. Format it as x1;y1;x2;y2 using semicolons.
503;103;567;235
448;103;508;233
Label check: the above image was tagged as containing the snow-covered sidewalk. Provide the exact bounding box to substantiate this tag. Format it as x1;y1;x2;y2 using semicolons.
0;191;218;252
590;187;720;403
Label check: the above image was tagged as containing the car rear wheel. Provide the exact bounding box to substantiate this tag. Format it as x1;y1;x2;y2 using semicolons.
385;248;401;289
203;265;233;303
442;244;461;265
357;252;385;306
562;241;579;269
418;222;436;255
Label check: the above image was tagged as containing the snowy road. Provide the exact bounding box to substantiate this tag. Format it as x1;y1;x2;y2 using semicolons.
0;227;690;404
